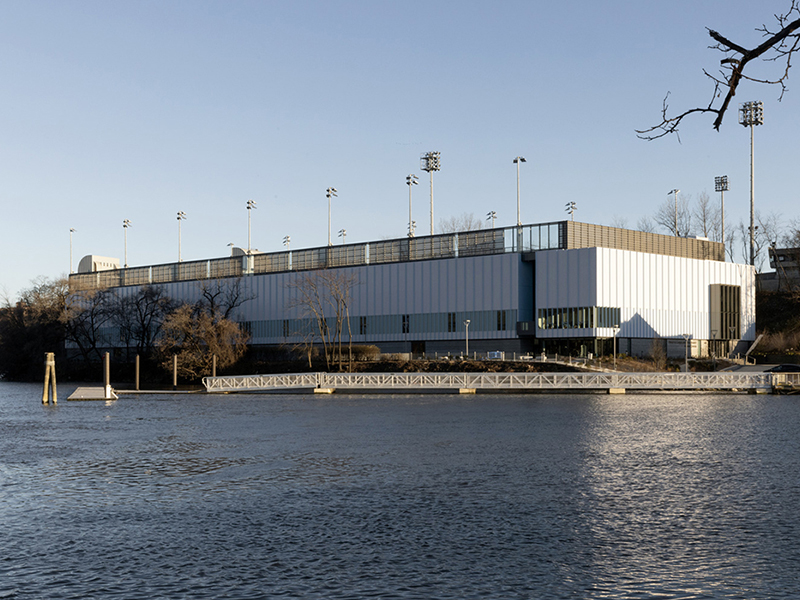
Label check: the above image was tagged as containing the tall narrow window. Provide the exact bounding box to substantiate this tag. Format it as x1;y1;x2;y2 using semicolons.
359;316;367;335
402;314;410;334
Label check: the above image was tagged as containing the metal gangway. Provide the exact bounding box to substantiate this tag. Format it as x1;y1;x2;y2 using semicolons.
202;371;791;394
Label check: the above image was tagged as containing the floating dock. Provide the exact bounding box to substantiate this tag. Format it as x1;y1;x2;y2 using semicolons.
202;371;800;395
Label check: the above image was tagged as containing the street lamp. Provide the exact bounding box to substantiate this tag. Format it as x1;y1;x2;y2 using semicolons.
406;174;418;237
668;189;680;236
681;333;691;372
711;329;718;370
69;228;76;274
565;201;577;221
338;229;346;245
513;156;526;226
487;210;497;228
739;101;763;266
123;219;131;268
420;151;441;236
177;211;187;262
464;319;471;357
715;176;729;250
613;326;619;371
246;199;257;254
326;187;337;246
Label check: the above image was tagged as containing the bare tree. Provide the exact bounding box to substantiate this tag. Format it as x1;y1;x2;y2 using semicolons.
285;271;357;371
693;191;721;240
438;213;484;233
654;193;693;237
636;215;657;233
197;278;254;321
735;211;784;271
610;216;629;229
155;303;249;380
111;285;177;359
63;288;115;367
638;2;800;139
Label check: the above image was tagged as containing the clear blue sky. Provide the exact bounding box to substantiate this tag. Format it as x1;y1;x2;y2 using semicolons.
2;0;798;299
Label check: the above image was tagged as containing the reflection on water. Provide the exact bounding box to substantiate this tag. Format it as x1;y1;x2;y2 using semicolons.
1;382;799;599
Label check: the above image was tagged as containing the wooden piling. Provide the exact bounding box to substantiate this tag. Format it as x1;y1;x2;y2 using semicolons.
135;354;140;391
212;354;217;378
42;352;57;405
173;354;178;391
104;352;112;399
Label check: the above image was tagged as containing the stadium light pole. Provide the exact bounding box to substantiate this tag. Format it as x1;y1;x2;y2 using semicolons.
487;210;497;228
513;156;526;226
668;189;680;236
406;174;419;237
420;151;441;236
283;235;290;251
246;199;257;254
339;229;346;245
177;211;187;262
123;219;131;268
715;176;729;250
565;201;577;221
69;228;76;274
326;187;337;247
739;101;763;266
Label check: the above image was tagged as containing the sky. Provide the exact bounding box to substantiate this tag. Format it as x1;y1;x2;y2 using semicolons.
2;0;799;299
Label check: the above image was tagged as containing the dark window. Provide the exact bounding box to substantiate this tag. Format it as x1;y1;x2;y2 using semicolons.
402;314;410;334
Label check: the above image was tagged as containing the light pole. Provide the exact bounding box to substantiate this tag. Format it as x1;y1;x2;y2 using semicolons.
464;319;471;357
69;228;76;274
338;229;346;245
326;187;337;246
406;174;418;237
177;211;187;262
739;101;763;266
715;176;729;250
513;156;526;226
613;327;619;371
681;333;691;372
123;219;131;268
246;199;257;254
711;329;717;370
420;151;441;236
487;210;497;228
565;201;577;221
668;189;680;236
283;235;291;251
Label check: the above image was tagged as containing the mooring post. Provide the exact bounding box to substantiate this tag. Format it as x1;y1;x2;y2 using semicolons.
135;354;140;391
173;354;178;391
212;354;217;378
104;352;112;399
42;352;57;405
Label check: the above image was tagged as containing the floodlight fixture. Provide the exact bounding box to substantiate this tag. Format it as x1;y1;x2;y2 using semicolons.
123;219;131;268
513;156;526;226
487;210;497;228
177;211;187;262
69;228;76;274
326;187;338;247
406;174;419;237
715;176;729;248
338;228;346;244
421;152;441;235
247;199;257;254
283;235;291;250
739;101;763;267
668;189;680;236
565;201;577;221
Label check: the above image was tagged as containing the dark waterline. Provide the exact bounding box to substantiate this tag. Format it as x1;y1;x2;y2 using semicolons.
2;382;799;599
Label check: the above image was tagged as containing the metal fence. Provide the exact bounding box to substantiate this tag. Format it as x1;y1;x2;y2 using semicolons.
203;371;781;393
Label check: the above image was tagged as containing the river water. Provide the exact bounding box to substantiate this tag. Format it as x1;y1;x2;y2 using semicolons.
1;381;799;599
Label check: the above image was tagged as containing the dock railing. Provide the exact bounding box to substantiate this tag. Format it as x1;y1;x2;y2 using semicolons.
202;371;783;393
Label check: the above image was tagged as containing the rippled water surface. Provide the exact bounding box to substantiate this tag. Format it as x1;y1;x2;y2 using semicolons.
2;382;800;598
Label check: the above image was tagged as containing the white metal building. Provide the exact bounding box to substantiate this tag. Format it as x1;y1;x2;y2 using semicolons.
70;221;755;359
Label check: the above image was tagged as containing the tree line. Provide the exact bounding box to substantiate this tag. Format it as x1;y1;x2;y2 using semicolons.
0;278;250;382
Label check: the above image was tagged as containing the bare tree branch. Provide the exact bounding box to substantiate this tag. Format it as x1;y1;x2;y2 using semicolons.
638;2;800;140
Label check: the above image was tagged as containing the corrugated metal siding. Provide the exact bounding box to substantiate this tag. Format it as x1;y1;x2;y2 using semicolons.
535;247;755;340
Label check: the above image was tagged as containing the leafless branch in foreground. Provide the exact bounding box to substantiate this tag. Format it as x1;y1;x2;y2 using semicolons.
638;2;800;140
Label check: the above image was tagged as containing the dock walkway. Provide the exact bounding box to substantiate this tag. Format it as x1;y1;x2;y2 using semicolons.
202;371;800;394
